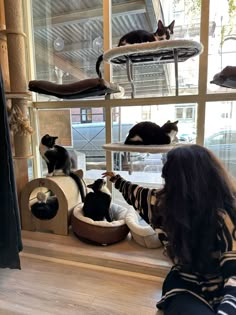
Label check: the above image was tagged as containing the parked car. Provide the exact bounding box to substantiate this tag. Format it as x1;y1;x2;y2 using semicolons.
204;129;236;178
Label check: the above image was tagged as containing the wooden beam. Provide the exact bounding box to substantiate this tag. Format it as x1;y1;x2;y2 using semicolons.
34;1;146;29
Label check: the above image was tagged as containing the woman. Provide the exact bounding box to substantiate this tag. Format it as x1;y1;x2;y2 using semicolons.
102;144;236;315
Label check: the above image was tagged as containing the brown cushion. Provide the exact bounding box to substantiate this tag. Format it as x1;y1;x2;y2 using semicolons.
28;78;120;99
210;66;236;89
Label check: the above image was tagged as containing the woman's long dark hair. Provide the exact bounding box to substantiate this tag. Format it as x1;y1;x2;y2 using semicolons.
153;144;236;273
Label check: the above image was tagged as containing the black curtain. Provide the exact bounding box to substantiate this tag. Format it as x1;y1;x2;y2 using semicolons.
0;67;22;269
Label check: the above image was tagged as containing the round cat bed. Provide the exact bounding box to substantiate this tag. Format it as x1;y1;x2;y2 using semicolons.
125;208;162;249
71;203;130;245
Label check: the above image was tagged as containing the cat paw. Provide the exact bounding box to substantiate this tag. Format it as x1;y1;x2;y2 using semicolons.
46;173;53;177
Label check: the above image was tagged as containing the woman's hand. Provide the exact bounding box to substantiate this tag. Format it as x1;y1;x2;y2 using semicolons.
102;171;116;179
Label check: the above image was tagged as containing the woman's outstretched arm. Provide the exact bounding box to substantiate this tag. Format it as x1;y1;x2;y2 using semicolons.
102;171;157;224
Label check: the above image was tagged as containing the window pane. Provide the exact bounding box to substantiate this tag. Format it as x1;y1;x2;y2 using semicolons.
205;101;236;179
31;0;103;101
112;0;201;98
208;0;236;94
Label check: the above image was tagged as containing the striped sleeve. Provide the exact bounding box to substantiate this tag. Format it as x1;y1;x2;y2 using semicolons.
111;175;155;224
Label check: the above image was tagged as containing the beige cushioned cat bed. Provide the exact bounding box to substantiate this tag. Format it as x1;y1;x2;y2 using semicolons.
125;208;162;249
71;203;130;245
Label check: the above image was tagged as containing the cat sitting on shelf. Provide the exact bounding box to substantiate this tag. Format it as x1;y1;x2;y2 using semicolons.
124;120;179;145
96;19;175;79
83;178;112;222
39;134;85;202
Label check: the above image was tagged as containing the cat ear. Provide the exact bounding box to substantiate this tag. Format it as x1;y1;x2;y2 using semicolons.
87;183;94;189
168;20;175;34
173;120;178;124
158;20;164;30
166;120;171;123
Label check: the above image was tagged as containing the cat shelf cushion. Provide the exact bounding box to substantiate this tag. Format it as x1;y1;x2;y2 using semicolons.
125;208;162;249
103;39;204;65
71;203;130;245
28;78;121;99
210;66;236;89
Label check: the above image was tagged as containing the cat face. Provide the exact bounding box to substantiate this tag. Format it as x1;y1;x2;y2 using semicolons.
41;134;58;148
162;120;179;132
155;20;175;40
87;178;107;193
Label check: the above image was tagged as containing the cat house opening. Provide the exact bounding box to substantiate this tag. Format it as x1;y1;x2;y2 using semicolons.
30;188;59;220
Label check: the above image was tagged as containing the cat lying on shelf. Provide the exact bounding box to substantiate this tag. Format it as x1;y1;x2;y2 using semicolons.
124;120;179;145
96;19;175;79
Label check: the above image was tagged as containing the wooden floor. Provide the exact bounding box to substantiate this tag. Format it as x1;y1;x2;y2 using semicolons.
0;230;170;314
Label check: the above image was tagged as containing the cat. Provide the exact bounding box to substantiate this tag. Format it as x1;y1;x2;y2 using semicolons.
95;19;175;79
39;134;85;202
83;178;112;222
31;192;59;220
124;120;179;145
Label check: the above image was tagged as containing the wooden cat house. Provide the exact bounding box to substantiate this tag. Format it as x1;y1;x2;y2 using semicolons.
20;172;85;235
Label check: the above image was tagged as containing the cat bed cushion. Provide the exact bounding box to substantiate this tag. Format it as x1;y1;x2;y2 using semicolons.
28;78;121;99
71;203;130;245
210;66;236;89
103;39;203;65
125;208;162;249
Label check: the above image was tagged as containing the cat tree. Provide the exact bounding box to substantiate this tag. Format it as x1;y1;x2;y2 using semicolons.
102;39;203;171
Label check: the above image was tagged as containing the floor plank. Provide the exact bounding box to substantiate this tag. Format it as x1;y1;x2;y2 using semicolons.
0;255;163;315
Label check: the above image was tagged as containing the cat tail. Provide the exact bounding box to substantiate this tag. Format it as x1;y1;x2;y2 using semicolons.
69;172;86;202
96;54;103;79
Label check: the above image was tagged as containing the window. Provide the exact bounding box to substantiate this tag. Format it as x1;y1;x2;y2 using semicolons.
175;106;195;121
81;108;92;123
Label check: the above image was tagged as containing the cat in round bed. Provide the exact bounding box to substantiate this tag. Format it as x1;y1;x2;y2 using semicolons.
83;178;113;222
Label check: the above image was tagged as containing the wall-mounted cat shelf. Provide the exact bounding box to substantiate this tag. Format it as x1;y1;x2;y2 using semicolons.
103;39;204;98
103;142;190;153
28;78;122;99
103;142;191;174
210;66;236;89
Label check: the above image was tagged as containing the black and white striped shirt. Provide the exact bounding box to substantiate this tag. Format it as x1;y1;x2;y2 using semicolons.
111;174;236;314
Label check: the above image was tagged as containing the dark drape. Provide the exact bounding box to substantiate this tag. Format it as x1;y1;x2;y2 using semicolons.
0;68;22;269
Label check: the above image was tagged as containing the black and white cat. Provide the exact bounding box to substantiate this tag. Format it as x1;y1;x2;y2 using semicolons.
83;178;112;222
124;120;179;145
39;134;85;202
96;20;175;79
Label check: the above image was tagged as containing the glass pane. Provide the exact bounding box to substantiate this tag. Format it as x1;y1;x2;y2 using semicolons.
208;0;236;93
205;101;236;179
111;0;201;98
31;0;103;101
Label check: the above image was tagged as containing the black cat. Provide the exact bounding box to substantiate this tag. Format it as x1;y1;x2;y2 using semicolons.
83;178;112;222
96;20;175;79
39;134;85;202
124;120;178;145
